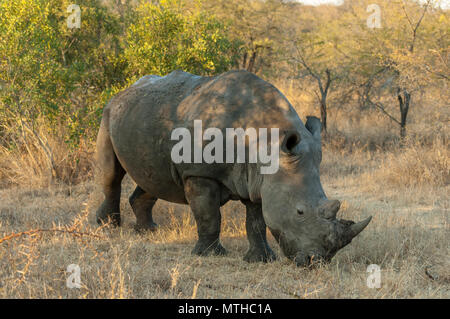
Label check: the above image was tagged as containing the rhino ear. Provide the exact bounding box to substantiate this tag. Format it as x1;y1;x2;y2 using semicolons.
281;130;301;154
305;116;321;139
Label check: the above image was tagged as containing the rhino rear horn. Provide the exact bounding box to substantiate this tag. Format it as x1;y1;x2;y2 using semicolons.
319;199;341;219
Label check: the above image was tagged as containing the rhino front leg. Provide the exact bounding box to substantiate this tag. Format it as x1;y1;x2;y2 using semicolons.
184;177;226;256
242;200;277;263
129;186;158;232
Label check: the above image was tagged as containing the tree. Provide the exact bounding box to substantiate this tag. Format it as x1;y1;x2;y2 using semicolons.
0;0;125;181
288;4;354;133
124;0;239;78
204;0;290;75
347;0;446;140
0;0;125;142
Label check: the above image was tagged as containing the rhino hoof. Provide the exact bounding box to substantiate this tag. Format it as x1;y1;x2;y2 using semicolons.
96;212;121;227
192;241;227;256
95;201;121;227
96;216;121;227
244;247;277;263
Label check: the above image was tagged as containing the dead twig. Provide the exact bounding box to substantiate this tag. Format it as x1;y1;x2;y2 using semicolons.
0;227;104;244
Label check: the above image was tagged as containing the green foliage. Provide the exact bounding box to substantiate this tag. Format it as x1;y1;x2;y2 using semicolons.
0;0;126;148
0;0;69;117
0;0;238;151
124;0;239;78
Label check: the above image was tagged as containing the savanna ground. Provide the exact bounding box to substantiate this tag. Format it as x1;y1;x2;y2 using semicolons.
0;0;449;299
0;87;448;299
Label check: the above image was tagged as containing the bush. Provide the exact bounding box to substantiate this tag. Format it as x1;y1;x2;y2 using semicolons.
124;0;240;78
0;0;128;186
0;0;239;186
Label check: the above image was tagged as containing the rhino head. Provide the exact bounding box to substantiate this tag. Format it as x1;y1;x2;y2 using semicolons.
260;116;372;266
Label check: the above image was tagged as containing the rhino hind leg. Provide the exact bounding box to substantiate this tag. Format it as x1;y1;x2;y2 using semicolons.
242;200;277;263
129;186;158;232
184;177;226;256
95;117;125;227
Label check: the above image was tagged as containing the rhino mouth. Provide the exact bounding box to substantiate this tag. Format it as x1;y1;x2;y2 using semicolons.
293;252;329;267
269;216;372;267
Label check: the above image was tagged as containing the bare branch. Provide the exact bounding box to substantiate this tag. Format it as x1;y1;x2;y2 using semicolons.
369;100;402;126
293;45;321;82
402;0;432;53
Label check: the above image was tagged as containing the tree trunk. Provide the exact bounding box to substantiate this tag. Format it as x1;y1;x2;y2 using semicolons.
247;51;257;73
320;98;327;133
240;51;257;72
241;52;247;70
397;89;410;141
319;69;331;133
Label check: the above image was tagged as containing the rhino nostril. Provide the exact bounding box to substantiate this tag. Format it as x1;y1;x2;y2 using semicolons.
297;209;304;216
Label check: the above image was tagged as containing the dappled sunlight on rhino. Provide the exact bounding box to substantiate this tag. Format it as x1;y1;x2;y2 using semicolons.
95;70;371;267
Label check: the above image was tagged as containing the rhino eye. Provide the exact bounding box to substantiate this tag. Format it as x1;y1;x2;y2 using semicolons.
297;209;304;216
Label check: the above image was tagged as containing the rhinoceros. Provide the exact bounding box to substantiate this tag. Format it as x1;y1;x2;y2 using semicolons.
95;70;371;266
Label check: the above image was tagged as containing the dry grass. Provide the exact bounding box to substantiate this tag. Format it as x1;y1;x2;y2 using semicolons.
369;138;449;187
0;165;448;298
0;117;94;188
0;87;449;298
0;145;448;298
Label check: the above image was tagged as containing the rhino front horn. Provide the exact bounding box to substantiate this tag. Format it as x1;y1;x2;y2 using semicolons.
349;216;372;237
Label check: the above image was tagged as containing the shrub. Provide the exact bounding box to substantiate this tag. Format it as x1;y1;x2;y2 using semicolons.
0;0;125;185
124;0;240;78
0;0;239;186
